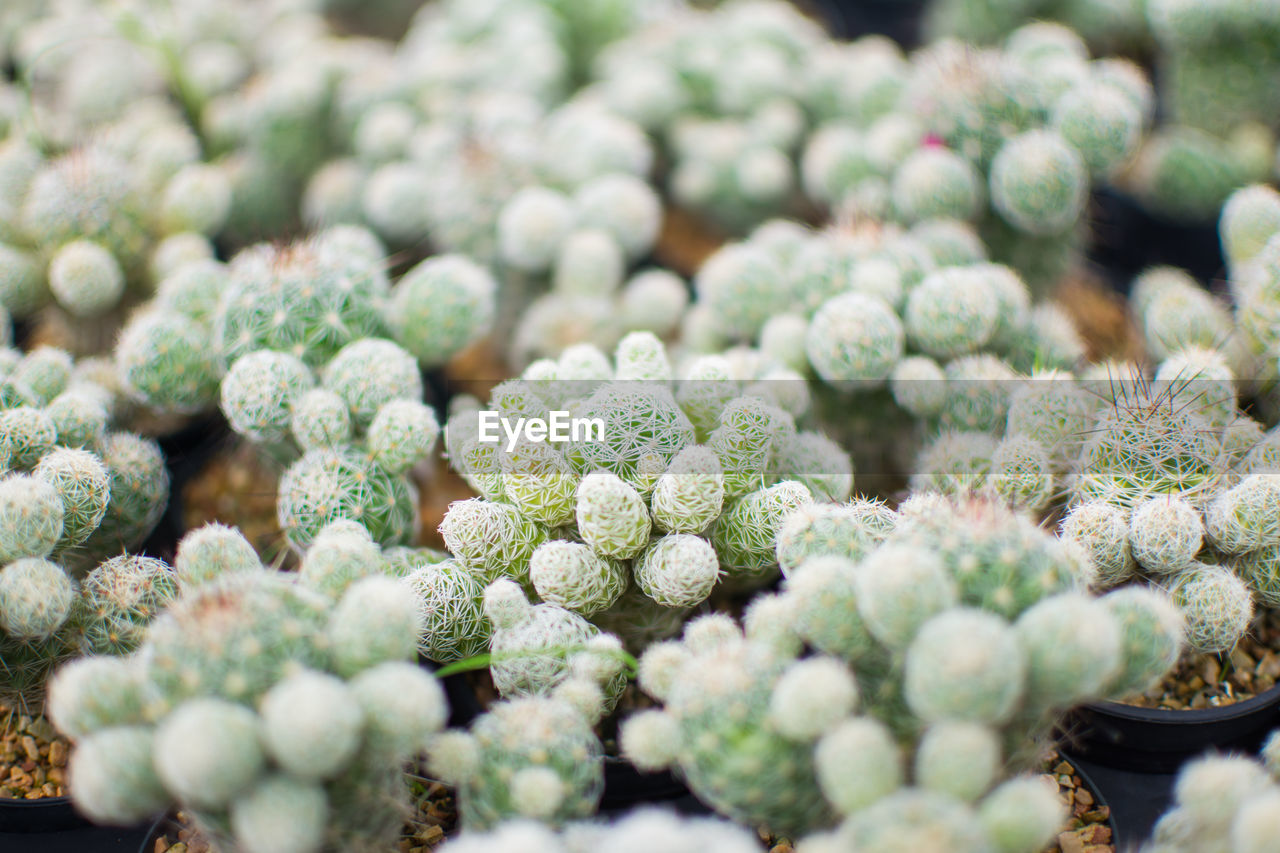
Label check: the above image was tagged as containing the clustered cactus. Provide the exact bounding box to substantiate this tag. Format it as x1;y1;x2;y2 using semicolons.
1142;730;1280;853
47;535;448;853
619;493;1182;840
0;343;171;709
0;0;1274;850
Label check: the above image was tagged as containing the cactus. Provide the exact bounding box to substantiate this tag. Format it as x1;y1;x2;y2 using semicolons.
904;608;1026;725
1169;564;1254;654
430;683;605;830
53;557;448;851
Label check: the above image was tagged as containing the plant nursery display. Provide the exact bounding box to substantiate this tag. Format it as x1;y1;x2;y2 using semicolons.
2;0;1280;851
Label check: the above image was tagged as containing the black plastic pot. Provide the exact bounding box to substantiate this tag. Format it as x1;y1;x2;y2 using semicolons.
1062;751;1174;851
600;757;699;812
1087;187;1226;292
1059;684;1280;774
0;798;150;852
139;411;235;563
810;0;925;46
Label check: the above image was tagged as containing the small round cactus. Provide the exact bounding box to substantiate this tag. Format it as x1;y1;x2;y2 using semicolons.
1059;501;1133;588
1099;586;1185;698
904;608;1026;725
1171;565;1254;655
1013;593;1122;711
813;717;902;815
978;776;1067;853
260;669;364;781
891;146;983;223
403;558;491;663
650;445;726;535
173;523;261;587
856;544;957;650
277;449;416;550
387;254;497;367
0;557;75;639
806;292;904;389
290;389;353;452
67;726;170;824
0;475;65;563
116;311;220;414
152;698;265;809
48;240;125;318
1128;495;1204;576
989;130;1087;236
220;349;315;445
529;540;627;616
228;775;328;853
633;534;720;609
915;722;1002;803
321;338;422;429
34;447;110;551
575;471;652;560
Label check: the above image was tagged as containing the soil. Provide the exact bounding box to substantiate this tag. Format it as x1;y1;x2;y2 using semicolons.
0;708;69;800
181;442;287;564
1117;608;1280;710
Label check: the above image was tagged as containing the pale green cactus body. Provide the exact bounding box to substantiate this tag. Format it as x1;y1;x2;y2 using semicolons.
916;722;1002;803
116;311;220;415
712;480;813;581
152;698;265;809
634;533;720;608
529;540;627;616
814;717;902;815
173;523;261;587
1060;500;1134;587
1128;495;1204;576
403;558;491;663
221;349;315;445
67;725;170;824
290;389;353;452
0;475;64;563
33;447;110;552
1100;586;1185;698
650;445;725;535
322;338;422;429
856;544;958;651
1171;564;1254;654
904;608;1026;725
989;130;1087;236
326;576;421;678
78;555;180;656
277;449;415;550
260;669;364;781
805;292;905;390
387;254;497;367
0;557;75;640
298;525;385;600
1014;593;1122;711
46;655;151;740
575;471;651;559
438;498;542;584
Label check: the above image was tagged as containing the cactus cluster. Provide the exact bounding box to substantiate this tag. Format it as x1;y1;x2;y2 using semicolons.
48;542;448;853
619;493;1182;838
430;333;857;666
1142;731;1280;853
0;0;1267;848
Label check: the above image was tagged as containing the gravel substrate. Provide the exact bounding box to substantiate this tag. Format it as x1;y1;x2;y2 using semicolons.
1040;751;1114;853
0;707;68;800
1120;608;1280;710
